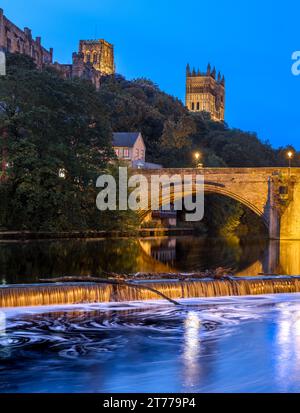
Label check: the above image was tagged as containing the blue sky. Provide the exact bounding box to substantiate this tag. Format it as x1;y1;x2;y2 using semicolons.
2;0;300;148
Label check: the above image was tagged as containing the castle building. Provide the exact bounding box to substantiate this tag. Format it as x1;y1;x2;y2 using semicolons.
52;51;103;90
0;9;115;90
51;40;115;90
79;40;115;75
0;8;53;68
185;63;225;121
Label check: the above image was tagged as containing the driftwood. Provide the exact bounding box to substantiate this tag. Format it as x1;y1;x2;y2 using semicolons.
39;276;181;306
104;267;234;281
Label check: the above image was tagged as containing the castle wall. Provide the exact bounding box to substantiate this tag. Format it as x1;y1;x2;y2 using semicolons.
0;9;113;91
0;8;53;68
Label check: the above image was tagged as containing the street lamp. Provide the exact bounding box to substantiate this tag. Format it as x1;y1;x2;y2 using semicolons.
287;150;294;177
194;152;203;168
287;151;294;166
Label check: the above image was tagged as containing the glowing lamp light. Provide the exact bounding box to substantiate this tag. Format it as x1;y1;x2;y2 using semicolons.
194;152;201;161
58;168;66;179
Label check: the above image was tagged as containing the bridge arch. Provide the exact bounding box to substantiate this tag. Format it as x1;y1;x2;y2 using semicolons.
135;167;300;240
140;183;269;230
203;185;269;228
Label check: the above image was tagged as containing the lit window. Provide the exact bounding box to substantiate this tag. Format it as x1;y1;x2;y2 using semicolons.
115;148;119;157
123;148;129;157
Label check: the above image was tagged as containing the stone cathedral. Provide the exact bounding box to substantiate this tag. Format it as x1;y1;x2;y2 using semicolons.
185;63;225;121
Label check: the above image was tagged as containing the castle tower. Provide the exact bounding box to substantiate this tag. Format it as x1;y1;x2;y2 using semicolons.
79;39;115;75
185;63;225;121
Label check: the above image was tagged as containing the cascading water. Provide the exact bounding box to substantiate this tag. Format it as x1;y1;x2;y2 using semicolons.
1;277;300;308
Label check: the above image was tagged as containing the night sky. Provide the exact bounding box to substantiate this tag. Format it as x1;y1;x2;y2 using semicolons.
3;0;300;148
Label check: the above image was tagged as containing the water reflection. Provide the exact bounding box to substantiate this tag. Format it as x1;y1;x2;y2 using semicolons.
2;236;300;284
183;311;201;388
275;305;300;391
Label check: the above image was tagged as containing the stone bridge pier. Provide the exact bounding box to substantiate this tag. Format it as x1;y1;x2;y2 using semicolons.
138;168;300;240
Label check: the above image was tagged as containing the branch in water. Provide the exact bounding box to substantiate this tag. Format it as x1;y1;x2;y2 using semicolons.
39;276;181;306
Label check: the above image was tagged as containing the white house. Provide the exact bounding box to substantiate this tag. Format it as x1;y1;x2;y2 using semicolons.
112;132;162;169
112;132;146;165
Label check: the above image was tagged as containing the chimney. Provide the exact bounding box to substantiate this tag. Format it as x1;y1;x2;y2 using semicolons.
36;36;41;45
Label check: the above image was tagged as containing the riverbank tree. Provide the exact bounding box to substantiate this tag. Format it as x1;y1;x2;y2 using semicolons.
0;54;137;231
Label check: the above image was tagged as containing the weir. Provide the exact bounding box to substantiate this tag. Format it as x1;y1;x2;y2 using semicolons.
1;277;300;308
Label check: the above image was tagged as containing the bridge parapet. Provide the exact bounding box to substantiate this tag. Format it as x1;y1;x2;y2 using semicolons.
134;167;300;240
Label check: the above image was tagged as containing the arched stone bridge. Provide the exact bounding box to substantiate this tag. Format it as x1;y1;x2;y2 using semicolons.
138;167;300;240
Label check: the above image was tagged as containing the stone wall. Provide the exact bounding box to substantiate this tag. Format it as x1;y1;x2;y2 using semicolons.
0;8;53;68
52;52;102;90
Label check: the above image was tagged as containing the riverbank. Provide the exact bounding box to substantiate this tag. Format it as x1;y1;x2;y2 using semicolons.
0;227;194;241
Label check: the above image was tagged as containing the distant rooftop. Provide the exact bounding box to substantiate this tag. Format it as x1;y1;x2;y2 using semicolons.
112;132;142;147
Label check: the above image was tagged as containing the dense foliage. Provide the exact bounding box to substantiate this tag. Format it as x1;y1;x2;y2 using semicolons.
0;55;297;234
0;54;138;231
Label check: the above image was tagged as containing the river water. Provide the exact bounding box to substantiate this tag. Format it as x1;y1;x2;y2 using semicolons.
1;294;300;393
2;236;300;392
1;235;300;284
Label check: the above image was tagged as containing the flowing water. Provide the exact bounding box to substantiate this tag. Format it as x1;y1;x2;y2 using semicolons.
2;236;300;392
2;278;300;307
2;295;300;393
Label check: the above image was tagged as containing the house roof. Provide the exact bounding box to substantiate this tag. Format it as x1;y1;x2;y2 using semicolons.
112;132;142;148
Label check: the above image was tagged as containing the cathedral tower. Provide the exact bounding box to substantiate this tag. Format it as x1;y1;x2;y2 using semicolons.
79;39;115;75
185;63;225;121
